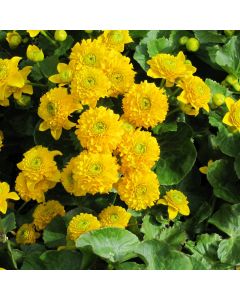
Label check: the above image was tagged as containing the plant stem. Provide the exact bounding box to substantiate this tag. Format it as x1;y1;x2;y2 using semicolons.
7;240;18;270
167;107;180;117
40;30;57;46
17;201;28;213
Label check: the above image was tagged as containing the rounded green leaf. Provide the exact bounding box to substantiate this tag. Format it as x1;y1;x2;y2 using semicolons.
76;228;139;264
135;240;192;270
218;237;240;265
207;159;240;203
209;204;240;237
155;123;197;185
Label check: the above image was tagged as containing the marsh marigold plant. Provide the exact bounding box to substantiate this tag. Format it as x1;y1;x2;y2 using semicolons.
1;30;240;271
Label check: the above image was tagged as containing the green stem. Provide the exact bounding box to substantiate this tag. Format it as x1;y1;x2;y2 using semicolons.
160;79;166;88
112;193;117;205
171;87;181;97
7;240;17;270
40;30;57;46
167;107;180;117
17;201;28;213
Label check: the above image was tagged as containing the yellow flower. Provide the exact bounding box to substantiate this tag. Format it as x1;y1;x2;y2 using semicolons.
117;169;160;211
97;30;133;52
99;205;131;228
49;63;73;86
17;146;62;189
69;39;109;71
119;117;135;135
0;182;19;214
147;51;196;85
61;156;78;195
67;213;101;241
26;45;44;62
6;66;33;101
222;97;240;131
71;66;110;108
16;224;40;244
33;200;65;230
102;50;135;97
15;172;54;203
27;30;41;38
38;87;80;140
177;76;211;115
6;31;22;48
199;160;213;174
0;268;5;270
0;130;3;151
158;189;190;220
118;129;160;173
122;81;169;128
71;151;119;196
0;57;24;104
75;107;124;152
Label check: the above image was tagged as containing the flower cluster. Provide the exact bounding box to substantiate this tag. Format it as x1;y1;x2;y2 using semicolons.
147;51;211;116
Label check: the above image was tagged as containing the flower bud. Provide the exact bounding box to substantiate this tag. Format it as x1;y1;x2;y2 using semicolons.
6;31;22;49
186;38;200;52
212;93;225;107
179;36;189;45
233;82;240;92
26;45;44;62
54;30;67;42
225;74;238;86
224;30;235;37
16;95;31;107
85;30;93;34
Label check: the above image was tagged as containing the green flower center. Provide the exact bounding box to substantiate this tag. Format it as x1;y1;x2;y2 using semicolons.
110;31;124;43
83;53;97;66
59;70;72;82
88;163;103;176
92;121;106;134
30;157;42;170
110;214;119;222
84;76;96;88
134;143;147;154
77;220;90;230
171;192;184;204
140;97;151;110
135;185;147;197
47;102;56;116
112;72;123;83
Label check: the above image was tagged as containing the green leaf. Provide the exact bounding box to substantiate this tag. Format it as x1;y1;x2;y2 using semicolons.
147;37;171;57
39;55;58;77
218;236;240;265
43;216;66;248
234;153;240;179
40;250;82;270
135;240;192;270
152;121;177;135
133;43;149;71
209;204;240;237
185;234;222;270
207;160;240;203
114;262;145;270
215;36;240;77
194;31;227;44
76;228;139;263
1;213;16;234
215;125;240;157
140;215;163;240
158;222;187;248
21;253;46;270
205;78;232;101
54;35;74;57
155;123;197;185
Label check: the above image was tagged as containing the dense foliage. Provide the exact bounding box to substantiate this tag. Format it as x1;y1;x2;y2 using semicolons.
0;30;240;270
